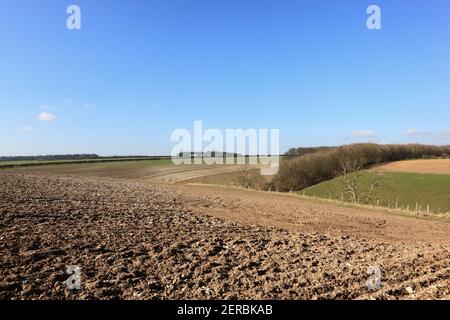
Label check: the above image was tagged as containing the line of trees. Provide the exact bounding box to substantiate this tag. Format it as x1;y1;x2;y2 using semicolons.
270;143;450;192
0;154;100;162
284;146;333;157
0;154;167;162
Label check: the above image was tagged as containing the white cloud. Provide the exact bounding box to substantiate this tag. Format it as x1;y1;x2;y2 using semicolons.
37;111;57;122
352;130;376;138
405;128;420;136
18;126;34;132
404;129;434;137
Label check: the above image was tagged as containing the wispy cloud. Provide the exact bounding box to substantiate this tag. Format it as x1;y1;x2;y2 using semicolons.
403;129;449;142
405;128;420;136
352;130;376;138
37;111;57;122
18;126;34;132
404;128;433;136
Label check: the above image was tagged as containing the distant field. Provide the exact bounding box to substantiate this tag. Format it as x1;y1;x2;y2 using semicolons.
5;159;173;178
377;159;450;174
0;155;263;167
187;170;246;186
0;157;169;168
303;171;450;214
5;159;255;183
186;168;272;190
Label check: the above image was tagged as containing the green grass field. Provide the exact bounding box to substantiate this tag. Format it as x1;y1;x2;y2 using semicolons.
303;171;450;214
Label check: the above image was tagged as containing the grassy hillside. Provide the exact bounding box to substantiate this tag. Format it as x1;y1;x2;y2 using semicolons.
303;171;450;214
272;143;450;192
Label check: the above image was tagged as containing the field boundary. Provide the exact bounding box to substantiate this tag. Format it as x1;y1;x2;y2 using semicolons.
185;182;450;223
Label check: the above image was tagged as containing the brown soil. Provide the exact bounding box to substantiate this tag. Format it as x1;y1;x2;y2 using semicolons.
169;184;450;244
377;159;450;174
0;172;449;300
11;162;250;184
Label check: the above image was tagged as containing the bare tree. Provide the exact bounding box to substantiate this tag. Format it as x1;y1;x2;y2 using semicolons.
237;168;266;190
365;173;385;204
336;156;366;204
336;156;386;205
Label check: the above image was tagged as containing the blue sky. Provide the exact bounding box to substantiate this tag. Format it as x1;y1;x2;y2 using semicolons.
1;0;449;156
